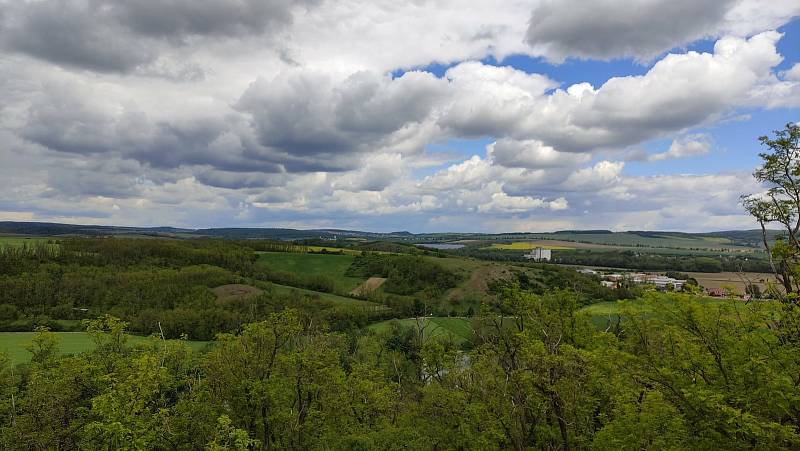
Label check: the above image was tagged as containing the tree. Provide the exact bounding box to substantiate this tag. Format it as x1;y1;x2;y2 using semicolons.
742;123;800;298
26;326;59;367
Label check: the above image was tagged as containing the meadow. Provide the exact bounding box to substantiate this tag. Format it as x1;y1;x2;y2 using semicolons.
368;317;474;345
0;236;53;246
257;251;365;291
0;331;212;364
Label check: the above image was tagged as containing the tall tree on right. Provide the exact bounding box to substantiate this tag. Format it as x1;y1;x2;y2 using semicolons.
742;123;800;299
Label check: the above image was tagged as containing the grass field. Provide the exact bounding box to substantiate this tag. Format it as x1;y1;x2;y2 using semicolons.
0;236;53;246
0;332;212;364
305;246;362;255
580;297;741;329
485;241;576;250
258;252;364;291
527;232;752;251
369;317;474;345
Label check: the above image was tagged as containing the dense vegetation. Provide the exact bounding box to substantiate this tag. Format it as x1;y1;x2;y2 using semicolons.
0;239;387;340
493;264;644;305
554;249;771;272
346;253;460;295
3;290;800;449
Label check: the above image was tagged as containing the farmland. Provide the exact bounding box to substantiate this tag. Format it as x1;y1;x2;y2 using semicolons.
526;231;753;250
687;271;778;293
484;241;576;250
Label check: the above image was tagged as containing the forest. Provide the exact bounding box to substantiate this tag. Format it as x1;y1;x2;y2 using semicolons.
0;238;393;340
2;290;800;449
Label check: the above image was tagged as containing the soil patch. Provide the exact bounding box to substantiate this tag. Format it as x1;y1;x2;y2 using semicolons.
350;277;387;296
213;284;264;301
447;264;512;301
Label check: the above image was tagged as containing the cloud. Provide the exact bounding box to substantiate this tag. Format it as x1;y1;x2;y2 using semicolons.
648;134;713;161
0;0;307;73
477;192;567;213
111;0;308;39
484;32;783;154
488;139;591;169
0;1;795;232
525;0;800;62
237;69;447;169
785;63;800;81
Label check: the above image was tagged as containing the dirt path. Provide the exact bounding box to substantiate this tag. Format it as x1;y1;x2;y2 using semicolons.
351;277;387;296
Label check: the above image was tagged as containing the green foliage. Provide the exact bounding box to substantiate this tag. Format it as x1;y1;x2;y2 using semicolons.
0;292;799;449
742;123;800;296
26;326;59;366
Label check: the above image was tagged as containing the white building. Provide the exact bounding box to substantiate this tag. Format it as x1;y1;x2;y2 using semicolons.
647;275;685;291
625;273;686;291
524;247;552;262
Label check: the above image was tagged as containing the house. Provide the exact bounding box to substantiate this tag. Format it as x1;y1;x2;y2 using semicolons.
605;274;624;282
628;273;647;283
524;247;551;262
601;280;617;288
708;288;727;297
625;273;685;291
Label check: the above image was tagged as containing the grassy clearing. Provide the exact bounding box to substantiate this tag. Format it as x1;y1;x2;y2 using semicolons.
0;332;212;364
369;317;474;345
258;252;364;291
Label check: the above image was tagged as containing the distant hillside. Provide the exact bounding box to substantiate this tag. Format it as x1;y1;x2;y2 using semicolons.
0;221;779;251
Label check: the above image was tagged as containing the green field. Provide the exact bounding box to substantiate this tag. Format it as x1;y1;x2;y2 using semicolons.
369;317;474;345
486;241;574;250
0;236;53;246
527;232;748;251
258;252;364;291
0;332;212;364
579;297;743;329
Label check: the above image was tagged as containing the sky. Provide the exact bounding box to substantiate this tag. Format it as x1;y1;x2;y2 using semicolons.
0;0;798;233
